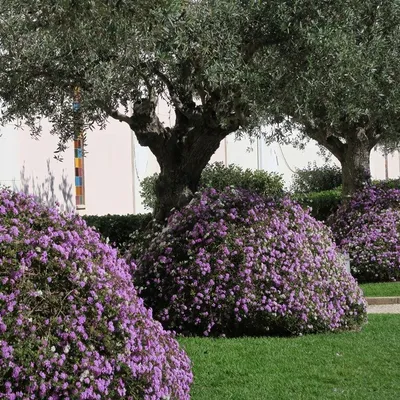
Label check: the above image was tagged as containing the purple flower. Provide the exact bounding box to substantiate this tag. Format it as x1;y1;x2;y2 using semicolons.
0;188;192;399
330;185;400;283
134;187;367;337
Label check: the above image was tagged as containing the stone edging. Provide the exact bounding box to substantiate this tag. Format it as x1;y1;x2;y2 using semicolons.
365;297;400;305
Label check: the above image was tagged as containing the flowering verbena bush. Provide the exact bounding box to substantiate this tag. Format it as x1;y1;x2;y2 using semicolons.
329;185;400;239
329;185;400;282
134;187;367;337
0;188;192;399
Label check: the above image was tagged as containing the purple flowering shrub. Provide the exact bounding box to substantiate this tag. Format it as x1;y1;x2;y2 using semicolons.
134;187;366;337
329;185;400;240
329;186;400;282
0;188;192;399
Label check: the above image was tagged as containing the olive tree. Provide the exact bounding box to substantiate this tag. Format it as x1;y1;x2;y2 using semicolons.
0;0;285;219
258;0;400;195
0;0;361;218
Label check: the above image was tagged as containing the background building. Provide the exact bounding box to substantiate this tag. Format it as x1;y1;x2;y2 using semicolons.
1;99;399;215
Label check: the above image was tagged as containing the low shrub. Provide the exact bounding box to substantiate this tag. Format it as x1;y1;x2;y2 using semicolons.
0;188;192;399
339;209;400;282
291;162;342;194
82;213;152;252
295;180;400;223
200;162;284;197
140;162;284;210
133;187;367;337
329;185;400;283
373;178;400;190
293;188;342;221
329;185;400;240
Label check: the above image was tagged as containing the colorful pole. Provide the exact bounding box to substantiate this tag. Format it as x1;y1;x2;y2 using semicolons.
73;87;86;209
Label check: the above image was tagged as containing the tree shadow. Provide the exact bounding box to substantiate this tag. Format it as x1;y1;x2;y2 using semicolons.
17;159;74;212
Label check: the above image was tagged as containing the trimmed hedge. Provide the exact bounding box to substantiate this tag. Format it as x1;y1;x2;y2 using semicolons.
81;180;398;246
82;213;152;251
140;162;285;210
291;163;342;194
294;180;400;222
372;178;400;190
293;189;342;222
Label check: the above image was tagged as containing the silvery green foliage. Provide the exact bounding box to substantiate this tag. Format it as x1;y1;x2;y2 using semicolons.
0;0;265;155
0;0;361;154
3;1;397;200
0;0;186;154
258;1;400;159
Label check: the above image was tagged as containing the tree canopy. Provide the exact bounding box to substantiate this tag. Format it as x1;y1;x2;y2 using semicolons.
1;1;266;148
0;0;192;152
2;0;395;214
0;0;304;218
256;1;400;194
0;0;349;151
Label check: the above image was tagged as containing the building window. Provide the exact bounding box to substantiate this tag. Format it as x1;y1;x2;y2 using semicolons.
73;87;86;209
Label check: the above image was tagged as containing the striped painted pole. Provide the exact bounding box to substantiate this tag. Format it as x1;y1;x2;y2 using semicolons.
73;87;86;209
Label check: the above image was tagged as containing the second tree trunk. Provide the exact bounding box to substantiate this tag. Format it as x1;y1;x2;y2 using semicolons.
341;139;372;197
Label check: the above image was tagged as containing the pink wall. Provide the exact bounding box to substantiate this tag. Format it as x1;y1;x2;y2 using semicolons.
82;119;134;215
15;119;76;213
1;117;135;216
3;101;400;217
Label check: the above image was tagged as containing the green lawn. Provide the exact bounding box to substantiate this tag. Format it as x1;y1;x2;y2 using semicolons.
359;282;400;297
180;315;400;400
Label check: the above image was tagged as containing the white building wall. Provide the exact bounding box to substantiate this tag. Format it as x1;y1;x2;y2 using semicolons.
0;123;20;189
2;101;400;216
226;135;258;170
1;119;76;213
1;117;134;216
370;148;400;180
83;118;134;216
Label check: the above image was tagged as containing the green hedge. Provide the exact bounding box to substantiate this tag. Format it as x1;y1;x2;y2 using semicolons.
372;178;400;189
294;189;342;222
82;213;152;251
140;162;285;210
82;179;397;249
294;180;400;222
82;192;341;251
291;163;342;194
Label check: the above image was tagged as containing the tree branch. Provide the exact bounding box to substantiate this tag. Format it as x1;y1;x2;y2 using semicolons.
107;108;133;125
365;122;383;148
152;67;186;112
243;36;289;62
303;121;345;161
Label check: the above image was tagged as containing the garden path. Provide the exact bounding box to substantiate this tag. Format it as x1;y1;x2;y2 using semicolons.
367;304;400;313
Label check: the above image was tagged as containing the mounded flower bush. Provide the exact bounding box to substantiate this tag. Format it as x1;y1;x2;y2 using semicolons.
329;185;400;240
134;187;367;337
0;188;192;399
329;185;400;283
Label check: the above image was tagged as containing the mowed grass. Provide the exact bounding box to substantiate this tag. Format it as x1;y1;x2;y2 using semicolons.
359;282;400;297
179;315;400;400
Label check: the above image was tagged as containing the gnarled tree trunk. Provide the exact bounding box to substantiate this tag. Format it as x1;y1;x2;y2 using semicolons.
109;91;242;222
341;138;372;197
152;129;224;221
304;121;379;198
125;99;236;221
